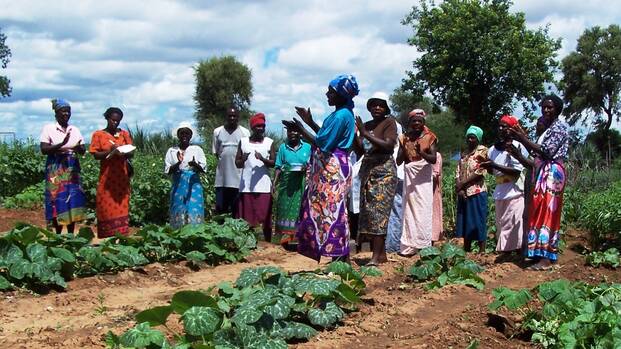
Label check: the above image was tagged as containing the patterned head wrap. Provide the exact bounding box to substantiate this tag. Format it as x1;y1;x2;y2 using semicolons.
250;113;266;128
408;109;426;119
51;98;70;111
500;115;519;127
329;74;359;110
466;125;483;142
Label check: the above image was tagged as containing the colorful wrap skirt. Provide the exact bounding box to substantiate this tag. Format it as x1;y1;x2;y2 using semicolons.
358;154;398;236
44;153;87;225
527;160;565;261
275;170;306;245
296;148;351;261
169;170;205;229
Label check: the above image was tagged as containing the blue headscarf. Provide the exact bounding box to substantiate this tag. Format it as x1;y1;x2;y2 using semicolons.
51;98;70;111
329;74;359;110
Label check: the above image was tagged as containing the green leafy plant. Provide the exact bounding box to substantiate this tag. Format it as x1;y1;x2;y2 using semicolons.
577;181;621;248
585;248;620;268
107;262;380;348
488;280;621;348
0;219;256;292
407;243;485;290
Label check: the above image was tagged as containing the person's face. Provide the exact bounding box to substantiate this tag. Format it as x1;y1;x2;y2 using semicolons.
542;100;556;121
409;115;425;132
226;109;239;127
368;100;387;119
287;128;300;143
252;123;265;137
177;128;192;146
466;134;479;148
326;87;341;106
106;112;123;130
498;121;510;140
55;107;71;126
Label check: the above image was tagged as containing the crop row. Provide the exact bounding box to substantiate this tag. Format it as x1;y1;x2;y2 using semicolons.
0;219;256;292
107;262;381;349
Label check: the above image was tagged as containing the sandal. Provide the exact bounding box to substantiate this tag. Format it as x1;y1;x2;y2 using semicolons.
366;261;379;267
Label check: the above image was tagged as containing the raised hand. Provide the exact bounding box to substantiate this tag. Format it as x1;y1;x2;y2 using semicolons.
242;152;251;162
254;150;263;160
355;116;366;136
294;106;313;126
188;156;201;171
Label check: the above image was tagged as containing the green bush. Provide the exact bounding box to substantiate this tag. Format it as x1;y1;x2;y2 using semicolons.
577;181;621;247
0;140;44;198
1;141;217;227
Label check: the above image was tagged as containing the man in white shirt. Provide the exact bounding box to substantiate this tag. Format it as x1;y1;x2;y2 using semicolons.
212;107;250;215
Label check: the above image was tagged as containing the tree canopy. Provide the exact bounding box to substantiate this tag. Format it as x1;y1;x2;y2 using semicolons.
194;55;253;132
0;28;12;98
401;0;560;140
560;24;621;136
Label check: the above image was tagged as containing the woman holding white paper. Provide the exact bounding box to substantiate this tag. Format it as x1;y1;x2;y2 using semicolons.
89;107;134;238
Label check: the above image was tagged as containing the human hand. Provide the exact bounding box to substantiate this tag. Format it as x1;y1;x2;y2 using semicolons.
176;150;184;162
254;151;264;161
479;160;493;169
61;132;71;146
457;190;467;199
355;116;366;137
295;106;313;125
242;152;250;162
188;156;201;171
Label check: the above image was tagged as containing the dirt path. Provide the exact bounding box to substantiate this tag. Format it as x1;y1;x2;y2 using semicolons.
1;213;619;349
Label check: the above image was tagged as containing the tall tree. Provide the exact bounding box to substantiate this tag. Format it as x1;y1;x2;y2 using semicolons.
401;0;560;140
0;28;12;97
194;55;253;132
560;25;621;137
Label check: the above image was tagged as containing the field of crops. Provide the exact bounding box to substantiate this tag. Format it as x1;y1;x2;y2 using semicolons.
1;140;620;349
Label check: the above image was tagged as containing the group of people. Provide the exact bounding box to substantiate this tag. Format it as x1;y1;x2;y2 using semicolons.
40;75;568;271
40;100;133;238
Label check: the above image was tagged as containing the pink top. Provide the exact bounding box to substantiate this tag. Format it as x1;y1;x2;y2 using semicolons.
39;123;84;153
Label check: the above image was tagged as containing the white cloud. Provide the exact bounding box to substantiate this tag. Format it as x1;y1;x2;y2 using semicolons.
0;0;620;140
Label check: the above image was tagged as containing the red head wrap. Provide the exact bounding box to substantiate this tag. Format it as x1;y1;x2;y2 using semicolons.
408;108;426;119
500;115;519;127
250;113;266;128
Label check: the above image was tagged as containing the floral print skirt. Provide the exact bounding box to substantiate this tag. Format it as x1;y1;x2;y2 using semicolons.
358;155;398;237
296;148;351;261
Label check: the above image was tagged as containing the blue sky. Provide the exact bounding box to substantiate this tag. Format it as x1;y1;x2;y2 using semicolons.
0;0;620;142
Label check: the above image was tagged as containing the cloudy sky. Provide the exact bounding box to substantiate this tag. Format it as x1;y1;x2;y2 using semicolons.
0;0;620;141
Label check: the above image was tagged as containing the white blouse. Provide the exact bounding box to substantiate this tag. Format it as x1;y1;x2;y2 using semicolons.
164;145;207;174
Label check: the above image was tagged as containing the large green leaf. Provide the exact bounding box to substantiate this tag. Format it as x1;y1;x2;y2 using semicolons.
419;246;441;259
0;275;12;290
231;306;263;325
274;321;318;340
440;243;466;264
185;251;206;263
26;243;47;263
1;243;23;264
264;295;294;320
409;261;441;281
171;290;218;314
50;247;76;263
182;306;222;336
308;302;343;328
135;305;174;326
335;282;361;305
119;322;166;348
9;260;31;280
235;266;283;288
360;265;382;277
489;287;533;311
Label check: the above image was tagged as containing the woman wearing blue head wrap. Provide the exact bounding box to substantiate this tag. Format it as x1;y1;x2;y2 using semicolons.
282;74;359;263
39;99;87;234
